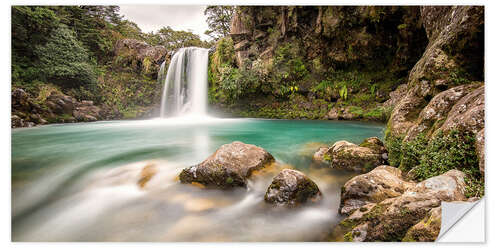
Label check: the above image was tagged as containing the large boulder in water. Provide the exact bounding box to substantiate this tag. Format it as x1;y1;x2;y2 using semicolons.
264;169;321;207
322;138;387;172
179;141;275;189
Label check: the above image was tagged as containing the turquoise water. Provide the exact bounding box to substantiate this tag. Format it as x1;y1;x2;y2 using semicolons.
12;118;385;241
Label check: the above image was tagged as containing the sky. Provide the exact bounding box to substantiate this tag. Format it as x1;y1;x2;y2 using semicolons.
118;5;210;40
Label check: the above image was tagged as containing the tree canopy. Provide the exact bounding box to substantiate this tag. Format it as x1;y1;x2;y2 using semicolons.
145;26;211;55
204;6;235;40
35;24;96;87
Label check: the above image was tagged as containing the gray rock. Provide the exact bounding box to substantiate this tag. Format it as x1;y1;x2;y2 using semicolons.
264;169;322;207
179;141;275;189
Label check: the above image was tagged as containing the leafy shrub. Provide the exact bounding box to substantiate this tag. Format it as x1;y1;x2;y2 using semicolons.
399;134;427;172
384;133;403;167
385;129;483;198
35;24;97;88
218;63;260;103
268;43;309;97
412;130;482;197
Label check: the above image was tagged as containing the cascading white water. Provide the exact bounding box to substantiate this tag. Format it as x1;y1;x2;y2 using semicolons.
159;47;209;118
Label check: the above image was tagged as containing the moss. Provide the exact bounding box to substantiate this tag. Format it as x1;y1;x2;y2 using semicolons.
343;231;354;242
121;109;137;119
323;153;332;162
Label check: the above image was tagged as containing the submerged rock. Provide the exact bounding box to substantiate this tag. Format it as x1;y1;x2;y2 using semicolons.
340;166;415;215
137;163;158;189
323;138;387;172
336;169;467;242
264;169;321;207
179;141;275;189
312;147;329;162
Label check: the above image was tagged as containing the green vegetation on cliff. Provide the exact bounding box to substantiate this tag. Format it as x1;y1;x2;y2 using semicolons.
12;6;211;120
207;6;427;122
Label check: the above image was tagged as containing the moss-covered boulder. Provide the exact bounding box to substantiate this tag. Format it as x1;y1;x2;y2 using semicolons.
402;206;441;242
179;141;275;189
409;169;467;201
324;140;387;172
335;169;466;242
359;137;387;155
264;169;321;207
340;166;415;215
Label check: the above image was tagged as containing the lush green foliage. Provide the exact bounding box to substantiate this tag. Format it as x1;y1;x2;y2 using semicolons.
270;43;309;96
35;24;97;87
218;63;260;103
12;5;214;119
385;133;403;167
385;130;483;198
12;6;124;93
413;130;483;197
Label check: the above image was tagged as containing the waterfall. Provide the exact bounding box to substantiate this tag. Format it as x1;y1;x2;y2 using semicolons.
159;47;209;118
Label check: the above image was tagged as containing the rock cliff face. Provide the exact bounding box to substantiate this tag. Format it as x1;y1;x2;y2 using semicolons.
209;6;429;121
114;39;168;78
230;6;426;75
387;6;484;139
384;6;484;181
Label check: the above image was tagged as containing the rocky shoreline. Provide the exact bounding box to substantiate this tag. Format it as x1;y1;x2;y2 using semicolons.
173;137;481;241
11;87;157;128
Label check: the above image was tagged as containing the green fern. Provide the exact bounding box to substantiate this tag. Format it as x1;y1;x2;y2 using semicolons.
339;85;348;100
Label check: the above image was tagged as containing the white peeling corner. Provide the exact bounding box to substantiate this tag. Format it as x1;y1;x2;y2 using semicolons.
437;199;485;242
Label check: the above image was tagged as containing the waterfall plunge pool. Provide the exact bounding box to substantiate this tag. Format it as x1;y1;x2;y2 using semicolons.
12;117;385;241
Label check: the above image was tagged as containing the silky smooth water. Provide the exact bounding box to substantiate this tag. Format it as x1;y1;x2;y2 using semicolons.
11;118;384;241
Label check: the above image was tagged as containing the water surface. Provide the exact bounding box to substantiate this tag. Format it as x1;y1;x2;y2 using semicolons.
12;118;384;241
